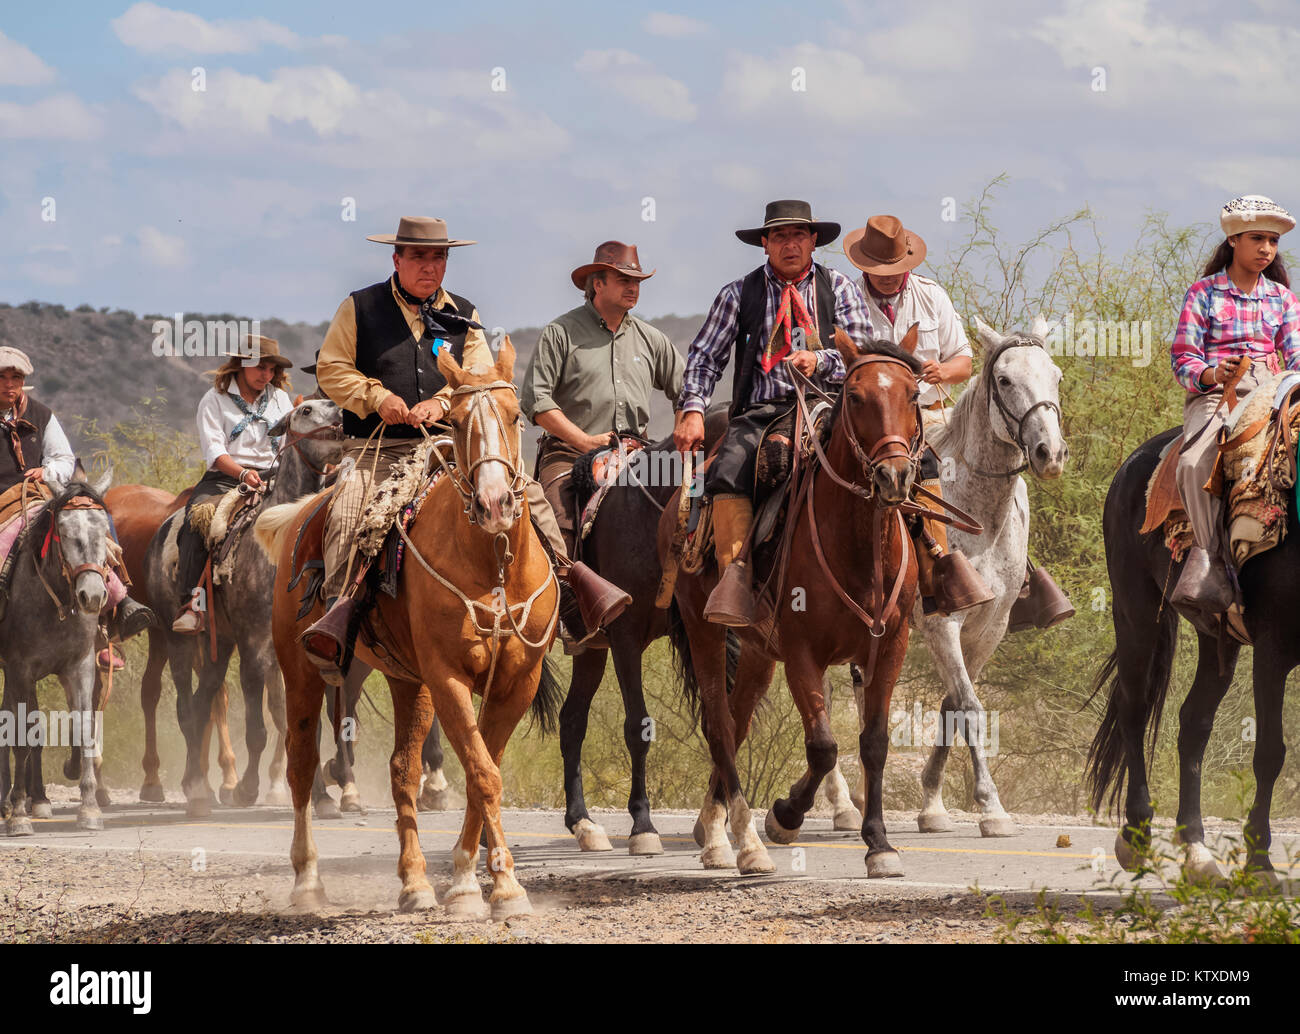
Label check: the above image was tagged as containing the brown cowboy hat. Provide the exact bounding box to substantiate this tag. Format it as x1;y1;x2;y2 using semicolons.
735;199;840;247
843;215;927;275
570;241;656;290
366;215;476;248
206;334;293;376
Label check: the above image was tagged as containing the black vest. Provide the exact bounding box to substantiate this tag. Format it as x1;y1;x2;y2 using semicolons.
0;395;51;493
730;264;836;417
344;279;474;439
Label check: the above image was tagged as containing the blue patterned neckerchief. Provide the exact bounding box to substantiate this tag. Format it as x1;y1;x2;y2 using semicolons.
227;387;281;451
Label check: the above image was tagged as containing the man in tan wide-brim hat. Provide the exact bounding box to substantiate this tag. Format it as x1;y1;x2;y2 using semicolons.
303;217;631;681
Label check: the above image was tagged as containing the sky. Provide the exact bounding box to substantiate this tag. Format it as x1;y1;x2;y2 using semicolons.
1;0;1297;332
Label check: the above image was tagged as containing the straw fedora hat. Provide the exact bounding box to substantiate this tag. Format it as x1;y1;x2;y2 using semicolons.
843;215;927;276
207;335;293;376
570;241;656;290
735;200;840;247
366;216;476;248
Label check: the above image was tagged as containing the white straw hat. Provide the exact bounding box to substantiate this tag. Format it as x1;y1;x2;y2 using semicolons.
1220;195;1295;237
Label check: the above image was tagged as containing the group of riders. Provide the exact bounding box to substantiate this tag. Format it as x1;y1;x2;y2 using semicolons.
2;192;1295;697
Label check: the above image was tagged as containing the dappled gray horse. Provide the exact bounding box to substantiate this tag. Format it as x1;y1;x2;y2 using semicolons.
145;399;342;817
0;469;117;833
848;315;1067;835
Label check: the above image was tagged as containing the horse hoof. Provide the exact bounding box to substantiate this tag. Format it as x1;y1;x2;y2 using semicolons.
442;889;488;919
979;815;1017;838
32;802;53;820
187;797;212;819
832;807;863;832
763;808;801;845
266;783;291;807
7;817;33;837
692;817;707;848
288;881;328;913
96;789;111;809
628;832;664;856
737;845;776;876
233;785;259;808
1243;867;1283;894
701;844;737;870
917;810;954;833
1113;832;1145;872
491;894;533;920
339;790;364;814
77;811;104;831
573;818;613;852
398;885;438;913
314;797;342;821
1182;842;1227;886
866;849;904;878
218;786;235;806
139;783;165;804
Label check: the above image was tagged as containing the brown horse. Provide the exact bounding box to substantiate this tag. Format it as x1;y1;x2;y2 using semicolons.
665;331;924;876
257;338;561;916
102;484;239;803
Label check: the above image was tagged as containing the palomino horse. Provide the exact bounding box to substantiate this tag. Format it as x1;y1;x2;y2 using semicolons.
848;316;1068;836
1089;425;1295;885
666;333;924;876
557;411;729;855
258;338;562;916
145;399;342;817
0;470;116;832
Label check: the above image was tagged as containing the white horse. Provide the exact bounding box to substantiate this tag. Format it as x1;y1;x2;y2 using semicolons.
833;315;1067;836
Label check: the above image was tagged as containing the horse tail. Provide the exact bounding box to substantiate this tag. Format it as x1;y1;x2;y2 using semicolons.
1085;606;1178;817
528;655;564;735
667;597;701;718
253;494;318;561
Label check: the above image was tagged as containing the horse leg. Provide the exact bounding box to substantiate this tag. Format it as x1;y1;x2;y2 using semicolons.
213;681;238;804
417;716;451;811
334;665;363;812
848;663;867;816
1241;643;1290;886
285;653;328;910
180;644;234;817
60;661;103;831
857;629;910;877
89;665;109;809
139;630;167;802
948;621;1016;837
312;696;342;820
815;671;862;831
233;651;270;807
766;652;837;845
5;675;34;836
265;665;291;806
610;631;664;855
559;647;612;851
386;676;437;913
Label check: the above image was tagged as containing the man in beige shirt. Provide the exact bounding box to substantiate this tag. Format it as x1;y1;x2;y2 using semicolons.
521;241;684;563
302;217;629;680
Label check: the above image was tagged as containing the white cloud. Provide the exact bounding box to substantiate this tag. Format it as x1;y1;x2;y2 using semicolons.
112;2;299;55
0;30;56;86
574;49;697;121
721;43;911;126
138;226;188;267
641;13;709;38
0;94;102;140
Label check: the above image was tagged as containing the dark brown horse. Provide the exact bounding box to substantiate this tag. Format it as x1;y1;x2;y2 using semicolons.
666;331;924;876
258;338;562;916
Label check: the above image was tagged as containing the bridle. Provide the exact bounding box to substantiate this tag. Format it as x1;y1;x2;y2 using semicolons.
279;421;344;478
26;484;112;621
430;379;529;523
971;335;1061;478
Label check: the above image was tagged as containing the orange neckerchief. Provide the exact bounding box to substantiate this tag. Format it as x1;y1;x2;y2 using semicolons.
761;264;818;372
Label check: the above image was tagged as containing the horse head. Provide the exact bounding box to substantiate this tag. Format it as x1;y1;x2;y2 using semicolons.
269;397;343;476
971;316;1067;479
436;335;527;533
832;326;925;506
41;475;113;615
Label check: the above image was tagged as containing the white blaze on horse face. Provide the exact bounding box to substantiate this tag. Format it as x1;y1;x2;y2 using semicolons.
60;508;109;613
473;397;514;533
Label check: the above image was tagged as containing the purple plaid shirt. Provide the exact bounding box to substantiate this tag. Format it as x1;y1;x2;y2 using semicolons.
678;262;872;414
1171;271;1300;393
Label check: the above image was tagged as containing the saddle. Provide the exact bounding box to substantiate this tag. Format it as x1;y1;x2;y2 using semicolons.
0;480;56;621
571;436;648;543
189;486;261;584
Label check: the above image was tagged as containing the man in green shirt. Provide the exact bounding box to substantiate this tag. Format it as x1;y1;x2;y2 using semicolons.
521;241;685;575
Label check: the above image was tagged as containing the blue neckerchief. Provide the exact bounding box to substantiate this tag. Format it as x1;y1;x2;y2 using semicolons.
227;387;281;451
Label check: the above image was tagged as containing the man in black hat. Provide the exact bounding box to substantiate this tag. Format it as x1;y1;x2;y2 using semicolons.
673;200;873;625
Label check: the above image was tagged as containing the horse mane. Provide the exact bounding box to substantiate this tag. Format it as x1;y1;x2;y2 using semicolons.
928;330;1043;458
851;336;925;375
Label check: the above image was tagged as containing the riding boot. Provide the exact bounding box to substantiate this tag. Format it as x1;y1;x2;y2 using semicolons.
1169;546;1234;616
704;494;755;627
564;562;631;633
112;597;155;640
913;479;994;616
171;600;204;634
1006;563;1076;633
301;595;355;687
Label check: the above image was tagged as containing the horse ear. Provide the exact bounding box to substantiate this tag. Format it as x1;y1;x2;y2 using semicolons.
972;316;1002;352
899;322;921;355
293;393;304;406
436;340;466;389
268;411;292;438
495;334;516;382
833;327;860;369
89;463;113;497
1029;313;1056;340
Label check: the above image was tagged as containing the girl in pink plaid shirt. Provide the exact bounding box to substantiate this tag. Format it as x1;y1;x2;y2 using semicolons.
1169;195;1300;615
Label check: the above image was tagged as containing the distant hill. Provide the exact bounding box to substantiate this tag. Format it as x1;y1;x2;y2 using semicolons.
0;301;717;466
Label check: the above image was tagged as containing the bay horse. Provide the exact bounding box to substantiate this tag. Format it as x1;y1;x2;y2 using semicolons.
666;332;924;876
1089;423;1296;885
258;338;562;916
144;398;343;817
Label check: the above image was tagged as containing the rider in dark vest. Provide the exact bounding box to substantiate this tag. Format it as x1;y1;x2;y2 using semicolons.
301;216;630;683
